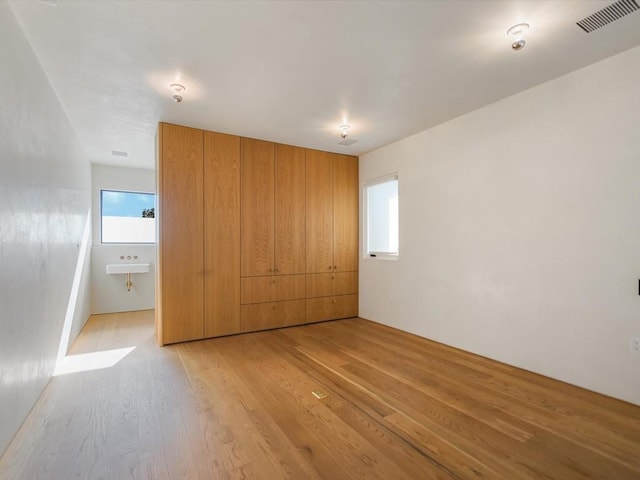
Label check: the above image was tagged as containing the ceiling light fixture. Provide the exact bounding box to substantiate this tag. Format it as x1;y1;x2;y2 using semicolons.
169;83;185;103
506;23;529;51
338;124;351;139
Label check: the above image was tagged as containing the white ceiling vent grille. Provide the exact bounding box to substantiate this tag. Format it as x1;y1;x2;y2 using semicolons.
576;0;639;33
338;139;358;146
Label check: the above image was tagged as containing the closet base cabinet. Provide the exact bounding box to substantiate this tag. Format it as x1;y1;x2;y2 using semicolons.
306;295;358;323
157;122;358;345
241;300;307;332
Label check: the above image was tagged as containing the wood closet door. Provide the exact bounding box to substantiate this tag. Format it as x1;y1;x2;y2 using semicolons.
274;144;306;275
204;131;241;337
241;138;275;276
333;154;358;273
157;123;204;345
306;150;333;273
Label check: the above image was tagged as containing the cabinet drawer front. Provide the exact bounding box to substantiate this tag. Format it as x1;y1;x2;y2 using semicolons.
306;272;358;297
333;272;358;296
305;273;333;297
306;294;358;323
241;299;306;332
241;275;305;304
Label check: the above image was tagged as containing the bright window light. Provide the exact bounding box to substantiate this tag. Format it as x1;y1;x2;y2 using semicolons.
53;347;136;376
101;190;156;244
365;174;398;258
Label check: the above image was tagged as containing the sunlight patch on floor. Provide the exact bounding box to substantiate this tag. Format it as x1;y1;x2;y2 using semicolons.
53;347;136;376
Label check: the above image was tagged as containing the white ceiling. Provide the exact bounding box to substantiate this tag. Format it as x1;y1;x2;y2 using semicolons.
8;0;640;170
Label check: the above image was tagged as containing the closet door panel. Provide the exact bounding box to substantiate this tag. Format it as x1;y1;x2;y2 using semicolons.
204;131;241;337
333;154;358;273
306;150;333;273
275;144;306;275
241;138;275;276
158;123;204;344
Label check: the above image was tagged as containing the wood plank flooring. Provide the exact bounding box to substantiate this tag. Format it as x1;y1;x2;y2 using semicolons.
1;310;639;479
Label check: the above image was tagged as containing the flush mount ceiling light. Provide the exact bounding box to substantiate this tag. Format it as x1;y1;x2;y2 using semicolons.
338;124;351;139
169;83;185;103
506;23;529;51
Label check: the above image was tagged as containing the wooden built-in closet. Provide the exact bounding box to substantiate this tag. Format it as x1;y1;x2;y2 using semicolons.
156;122;358;345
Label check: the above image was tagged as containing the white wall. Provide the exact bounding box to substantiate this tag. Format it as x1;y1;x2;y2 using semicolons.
91;164;155;314
0;3;91;455
360;45;640;406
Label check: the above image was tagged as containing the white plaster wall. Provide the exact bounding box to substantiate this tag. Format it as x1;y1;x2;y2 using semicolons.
0;3;91;455
91;164;155;314
360;45;640;406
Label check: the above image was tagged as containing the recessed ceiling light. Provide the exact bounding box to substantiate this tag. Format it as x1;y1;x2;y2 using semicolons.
507;23;529;51
169;83;185;103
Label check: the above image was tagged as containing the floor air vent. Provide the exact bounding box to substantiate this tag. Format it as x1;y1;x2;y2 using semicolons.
576;0;639;33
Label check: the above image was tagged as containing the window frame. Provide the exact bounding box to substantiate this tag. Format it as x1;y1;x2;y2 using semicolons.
100;189;157;245
363;172;399;260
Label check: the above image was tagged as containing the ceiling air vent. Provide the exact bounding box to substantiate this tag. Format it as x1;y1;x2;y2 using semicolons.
338;139;358;146
576;0;639;33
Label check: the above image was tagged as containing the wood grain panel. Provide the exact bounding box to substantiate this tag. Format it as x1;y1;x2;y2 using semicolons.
241;138;274;277
335;293;358;319
305;273;334;298
274;144;306;275
333;271;358;296
305;149;333;273
305;294;358;323
158;123;204;344
204;131;241;337
241;275;306;304
155;127;164;344
241;299;306;331
333;154;358;272
306;272;358;298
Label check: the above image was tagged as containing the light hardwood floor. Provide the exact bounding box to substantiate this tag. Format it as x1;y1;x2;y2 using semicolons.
1;310;639;479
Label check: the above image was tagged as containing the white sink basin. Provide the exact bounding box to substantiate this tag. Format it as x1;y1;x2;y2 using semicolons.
106;263;150;275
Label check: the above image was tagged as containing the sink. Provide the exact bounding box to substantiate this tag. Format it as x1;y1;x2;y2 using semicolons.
106;263;150;275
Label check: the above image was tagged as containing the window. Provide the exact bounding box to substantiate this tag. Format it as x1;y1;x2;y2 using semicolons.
365;173;398;257
101;190;156;244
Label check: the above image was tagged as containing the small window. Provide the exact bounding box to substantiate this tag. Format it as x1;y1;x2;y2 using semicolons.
101;190;156;244
365;173;398;258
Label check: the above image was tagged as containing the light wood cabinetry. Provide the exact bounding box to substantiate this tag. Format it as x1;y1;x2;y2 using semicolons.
156;123;205;344
241;299;307;332
306;150;334;273
306;272;358;298
241;138;275;277
204;131;241;337
274;144;306;275
241;275;306;304
157;123;357;344
241;140;306;277
239;142;307;330
306;294;358;323
306;150;358;273
333;154;359;272
305;150;359;323
157;124;241;345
